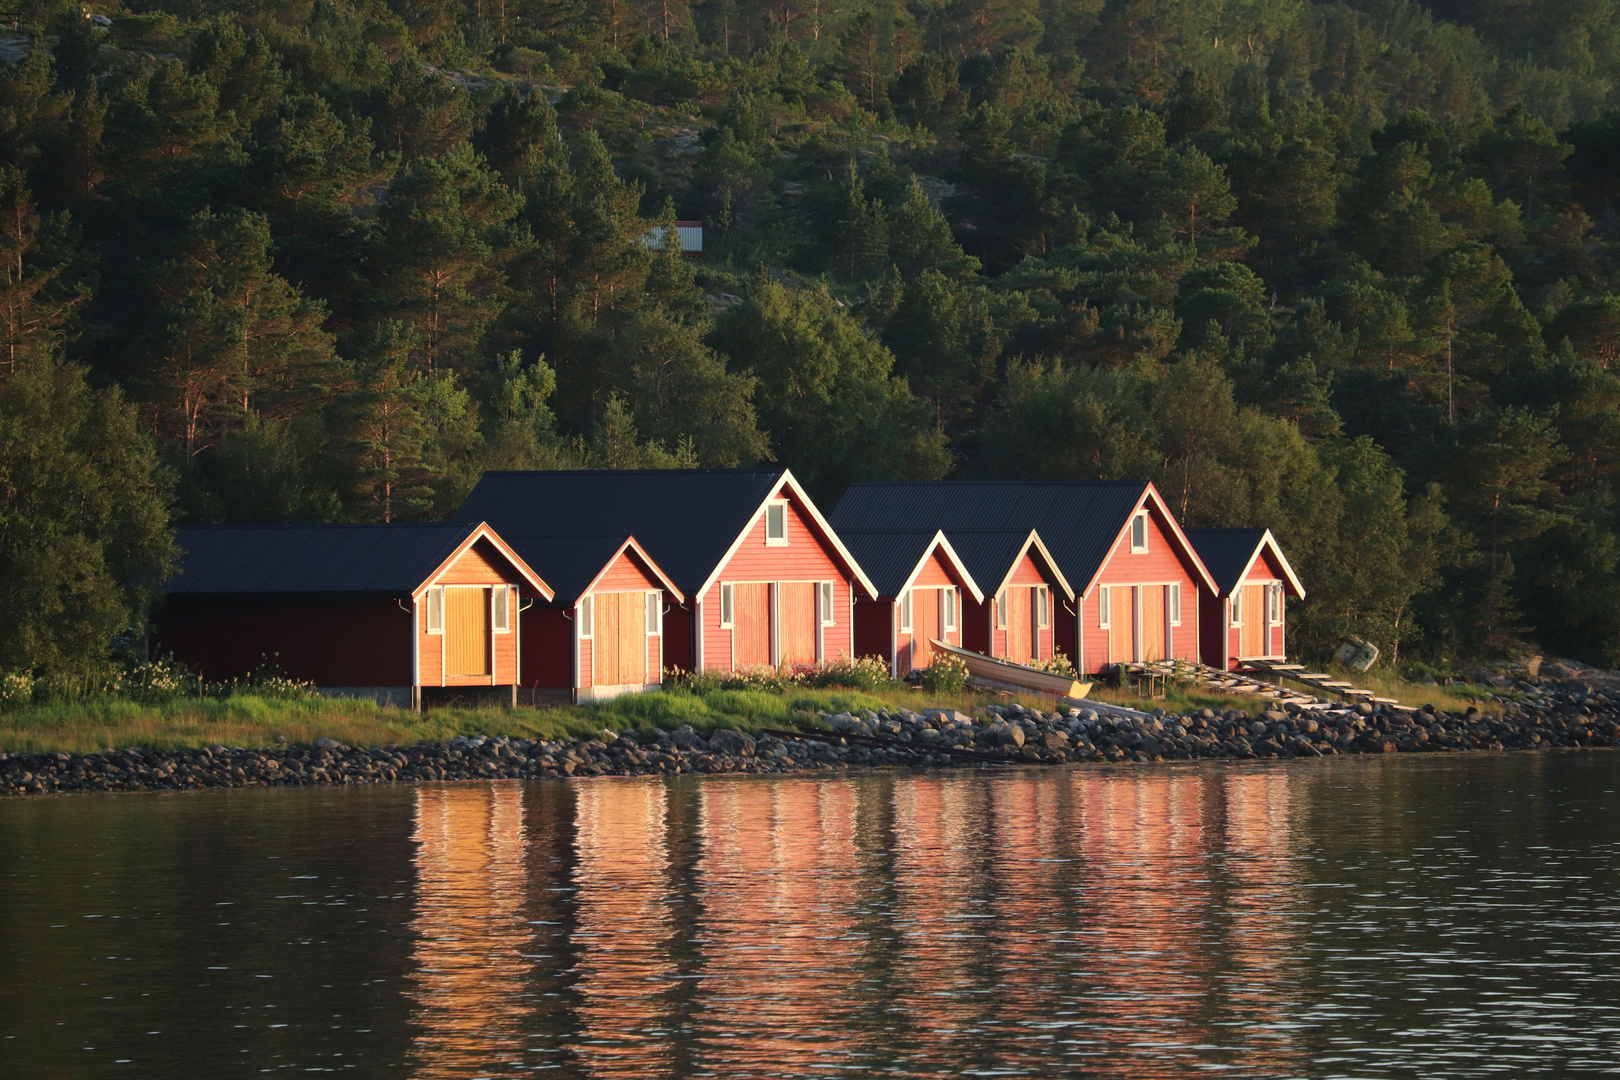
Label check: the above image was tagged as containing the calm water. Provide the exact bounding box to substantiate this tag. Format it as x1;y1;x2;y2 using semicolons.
2;755;1619;1078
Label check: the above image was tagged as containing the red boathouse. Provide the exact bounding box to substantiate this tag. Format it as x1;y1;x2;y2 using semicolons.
841;529;984;677
157;522;553;708
1185;528;1306;671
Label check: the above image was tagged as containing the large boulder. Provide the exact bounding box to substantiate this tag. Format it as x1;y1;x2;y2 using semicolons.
1333;636;1380;672
669;726;707;751
707;728;756;757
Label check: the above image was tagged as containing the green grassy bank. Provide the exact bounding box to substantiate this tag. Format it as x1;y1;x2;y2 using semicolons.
0;672;1497;757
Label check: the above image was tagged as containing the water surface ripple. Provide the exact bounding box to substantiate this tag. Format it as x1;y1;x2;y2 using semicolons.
2;754;1617;1077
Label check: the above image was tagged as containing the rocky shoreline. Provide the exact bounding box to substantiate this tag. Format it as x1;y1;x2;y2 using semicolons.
2;683;1616;796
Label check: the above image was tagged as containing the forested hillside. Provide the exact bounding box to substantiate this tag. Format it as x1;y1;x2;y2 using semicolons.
4;0;1620;674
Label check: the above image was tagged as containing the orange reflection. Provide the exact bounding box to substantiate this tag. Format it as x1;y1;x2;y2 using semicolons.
407;784;532;1077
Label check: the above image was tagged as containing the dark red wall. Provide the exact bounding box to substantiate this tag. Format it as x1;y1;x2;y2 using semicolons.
155;594;412;686
853;599;893;662
523;606;575;690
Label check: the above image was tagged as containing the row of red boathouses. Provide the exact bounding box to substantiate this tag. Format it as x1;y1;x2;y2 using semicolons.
156;469;1305;708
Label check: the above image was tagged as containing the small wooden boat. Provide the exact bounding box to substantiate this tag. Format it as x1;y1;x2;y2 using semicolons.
929;639;1092;699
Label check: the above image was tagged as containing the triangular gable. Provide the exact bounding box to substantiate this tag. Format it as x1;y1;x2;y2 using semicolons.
577;537;686;604
1238;529;1305;598
694;469;879;600
418;522;554;601
986;529;1075;602
1078;484;1217;598
901;531;985;604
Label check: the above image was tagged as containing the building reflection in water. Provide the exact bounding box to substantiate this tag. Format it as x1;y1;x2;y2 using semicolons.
398;767;1315;1078
406;784;534;1078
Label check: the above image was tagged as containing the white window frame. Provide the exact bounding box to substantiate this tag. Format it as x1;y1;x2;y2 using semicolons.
820;581;835;626
765;501;788;545
900;588;913;632
492;585;510;633
647;591;662;635
1036;586;1050;629
1269;582;1283;625
1130;511;1149;553
1170;582;1182;627
579;594;594;638
1231;588;1243;627
1098;585;1111;629
426;586;444;633
942;587;958;631
995;587;1008;629
719;582;735;628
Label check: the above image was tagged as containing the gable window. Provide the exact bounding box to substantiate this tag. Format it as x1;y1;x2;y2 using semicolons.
1130;511;1149;553
579;594;594;638
492;586;510;633
900;589;913;632
1098;585;1111;629
820;581;836;625
942;588;958;631
1036;586;1050;628
426;587;444;633
1170;583;1182;626
765;502;788;545
1269;583;1283;625
995;587;1008;629
719;583;735;628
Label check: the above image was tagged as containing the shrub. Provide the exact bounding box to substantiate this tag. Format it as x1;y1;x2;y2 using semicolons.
807;654;892;691
0;670;34;712
1033;653;1079;677
920;652;969;696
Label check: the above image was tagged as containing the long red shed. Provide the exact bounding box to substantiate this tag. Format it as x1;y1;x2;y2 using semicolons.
840;529;984;677
831;480;1216;676
452;469;877;675
157;522;552;708
1185;528;1306;671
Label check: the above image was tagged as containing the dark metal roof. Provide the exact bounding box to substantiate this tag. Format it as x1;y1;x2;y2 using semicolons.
451;469;788;594
938;530;1039;595
503;535;681;605
1185;528;1293;595
837;529;942;598
832;481;1150;592
171;523;484;595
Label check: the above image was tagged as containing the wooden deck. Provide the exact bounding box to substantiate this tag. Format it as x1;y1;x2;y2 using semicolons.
1116;658;1417;713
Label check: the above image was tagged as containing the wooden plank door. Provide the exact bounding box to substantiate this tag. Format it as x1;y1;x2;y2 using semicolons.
1239;584;1265;658
733;583;770;667
1007;587;1033;662
594;592;646;687
1140;585;1166;662
912;589;939;670
778;582;817;666
1108;586;1134;663
446;587;490;676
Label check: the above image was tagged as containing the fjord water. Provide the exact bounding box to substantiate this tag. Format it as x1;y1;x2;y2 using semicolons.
3;756;1618;1078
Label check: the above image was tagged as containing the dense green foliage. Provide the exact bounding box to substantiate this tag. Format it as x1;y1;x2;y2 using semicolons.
4;0;1620;669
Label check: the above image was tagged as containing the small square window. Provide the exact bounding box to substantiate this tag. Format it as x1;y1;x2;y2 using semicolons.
647;591;662;635
900;589;913;632
426;587;443;633
579;594;594;638
493;586;510;632
1170;583;1182;626
1098;585;1111;629
719;583;734;628
820;581;835;625
1130;512;1148;553
765;502;787;544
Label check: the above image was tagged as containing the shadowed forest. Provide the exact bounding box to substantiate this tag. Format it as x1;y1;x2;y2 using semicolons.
5;0;1620;677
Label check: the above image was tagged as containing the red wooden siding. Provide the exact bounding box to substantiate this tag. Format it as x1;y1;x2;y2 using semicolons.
1197;545;1294;671
853;597;893;663
418;542;523;688
1077;503;1203;674
698;493;854;671
157;595;412;687
986;551;1059;663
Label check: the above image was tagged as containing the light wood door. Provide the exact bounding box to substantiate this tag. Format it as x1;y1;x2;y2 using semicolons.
446;588;490;676
1108;586;1134;663
594;592;647;687
1239;584;1266;658
733;583;770;667
779;582;817;666
912;589;939;671
1006;587;1033;662
1141;585;1166;662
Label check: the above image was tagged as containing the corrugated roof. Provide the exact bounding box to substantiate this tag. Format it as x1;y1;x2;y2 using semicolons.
1183;528;1268;595
171;523;484;595
452;469;788;595
838;529;942;597
832;481;1151;593
940;530;1039;595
